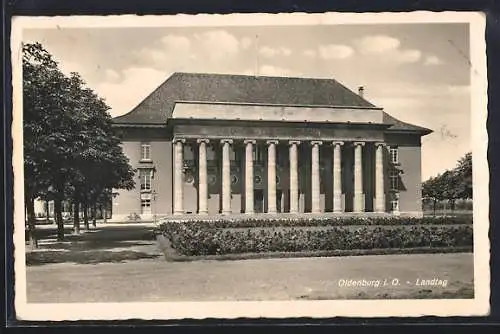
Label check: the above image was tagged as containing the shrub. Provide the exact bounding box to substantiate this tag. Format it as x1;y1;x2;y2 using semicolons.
155;220;473;256
155;215;472;229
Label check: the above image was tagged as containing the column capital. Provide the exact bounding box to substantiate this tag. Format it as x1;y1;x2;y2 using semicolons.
266;140;279;145
289;140;301;146
332;141;344;146
196;138;210;144
311;140;323;146
375;142;387;148
353;141;366;147
244;139;256;145
220;139;233;145
173;138;186;144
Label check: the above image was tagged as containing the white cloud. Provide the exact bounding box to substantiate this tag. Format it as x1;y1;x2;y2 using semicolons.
95;67;168;117
259;65;298;77
194;30;240;60
258;46;292;58
241;37;252;49
303;49;316;58
104;69;120;81
424;55;444;65
355;35;400;54
318;44;354;59
393;49;422;63
354;35;422;64
160;35;191;54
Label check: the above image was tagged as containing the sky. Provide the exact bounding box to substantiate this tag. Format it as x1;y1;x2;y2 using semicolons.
22;23;471;181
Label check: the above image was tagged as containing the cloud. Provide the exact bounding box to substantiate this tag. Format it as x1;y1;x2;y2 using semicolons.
259;65;298;77
241;37;252;49
160;35;191;54
424;55;444;65
355;35;400;54
354;35;422;64
318;44;354;59
194;30;241;60
303;49;316;58
259;46;292;58
104;69;120;81
95;67;168;117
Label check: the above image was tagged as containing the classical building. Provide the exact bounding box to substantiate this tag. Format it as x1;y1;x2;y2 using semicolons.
110;72;432;221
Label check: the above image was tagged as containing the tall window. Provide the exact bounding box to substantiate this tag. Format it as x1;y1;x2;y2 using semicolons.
389;168;399;191
389;146;399;164
141;142;151;161
140;169;152;191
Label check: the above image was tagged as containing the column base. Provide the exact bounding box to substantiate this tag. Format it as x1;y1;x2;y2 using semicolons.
245;211;254;215
222;211;232;215
353;193;365;213
173;211;184;215
198;211;208;215
267;211;277;214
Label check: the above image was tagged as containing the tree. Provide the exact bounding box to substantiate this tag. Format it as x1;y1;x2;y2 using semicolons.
455;152;472;200
23;42;135;241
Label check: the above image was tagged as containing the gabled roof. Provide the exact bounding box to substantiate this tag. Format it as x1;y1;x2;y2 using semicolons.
112;72;432;135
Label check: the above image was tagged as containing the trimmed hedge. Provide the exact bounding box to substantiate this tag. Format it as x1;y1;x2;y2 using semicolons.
155;220;473;256
156;215;472;229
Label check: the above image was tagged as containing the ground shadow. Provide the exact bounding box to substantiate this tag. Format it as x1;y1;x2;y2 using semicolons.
26;225;161;266
26;250;161;266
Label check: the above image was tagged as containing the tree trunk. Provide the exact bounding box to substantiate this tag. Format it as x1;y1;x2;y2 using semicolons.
73;201;80;234
26;196;38;249
83;200;89;230
103;205;108;224
433;199;437;217
54;197;65;241
92;202;97;227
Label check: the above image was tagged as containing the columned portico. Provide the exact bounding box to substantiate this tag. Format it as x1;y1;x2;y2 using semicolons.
332;141;344;213
289;140;300;214
311;141;322;214
266;140;278;214
244;139;255;214
173;138;185;215
197;139;209;214
353;141;365;213
375;142;386;213
221;139;233;215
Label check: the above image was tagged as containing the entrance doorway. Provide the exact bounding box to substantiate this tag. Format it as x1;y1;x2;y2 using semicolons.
254;189;264;213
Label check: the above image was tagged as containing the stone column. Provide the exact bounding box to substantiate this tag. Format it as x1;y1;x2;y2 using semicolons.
244;140;255;214
197;139;209;215
221;139;233;215
173;138;185;215
311;141;322;213
267;140;278;214
353;141;365;213
289;140;300;214
332;141;344;213
375;142;386;213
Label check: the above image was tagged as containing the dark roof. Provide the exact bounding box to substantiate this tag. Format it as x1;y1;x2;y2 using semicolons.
113;72;432;135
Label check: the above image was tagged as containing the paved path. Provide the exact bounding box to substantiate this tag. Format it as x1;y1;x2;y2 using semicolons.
26;253;473;303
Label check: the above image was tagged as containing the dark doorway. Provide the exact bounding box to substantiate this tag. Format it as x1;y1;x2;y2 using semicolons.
254;189;264;213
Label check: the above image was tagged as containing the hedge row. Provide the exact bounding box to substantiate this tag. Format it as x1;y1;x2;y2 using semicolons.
156;223;473;256
157;215;472;229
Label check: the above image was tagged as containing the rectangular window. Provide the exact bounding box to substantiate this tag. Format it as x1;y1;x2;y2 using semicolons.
389;146;399;164
389;168;399;191
141;143;151;161
139;169;152;191
141;199;151;214
391;198;399;212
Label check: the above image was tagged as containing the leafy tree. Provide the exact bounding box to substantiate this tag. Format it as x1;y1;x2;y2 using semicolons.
23;42;135;241
455;152;472;200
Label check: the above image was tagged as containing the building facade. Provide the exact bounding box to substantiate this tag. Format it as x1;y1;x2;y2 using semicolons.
111;72;432;221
